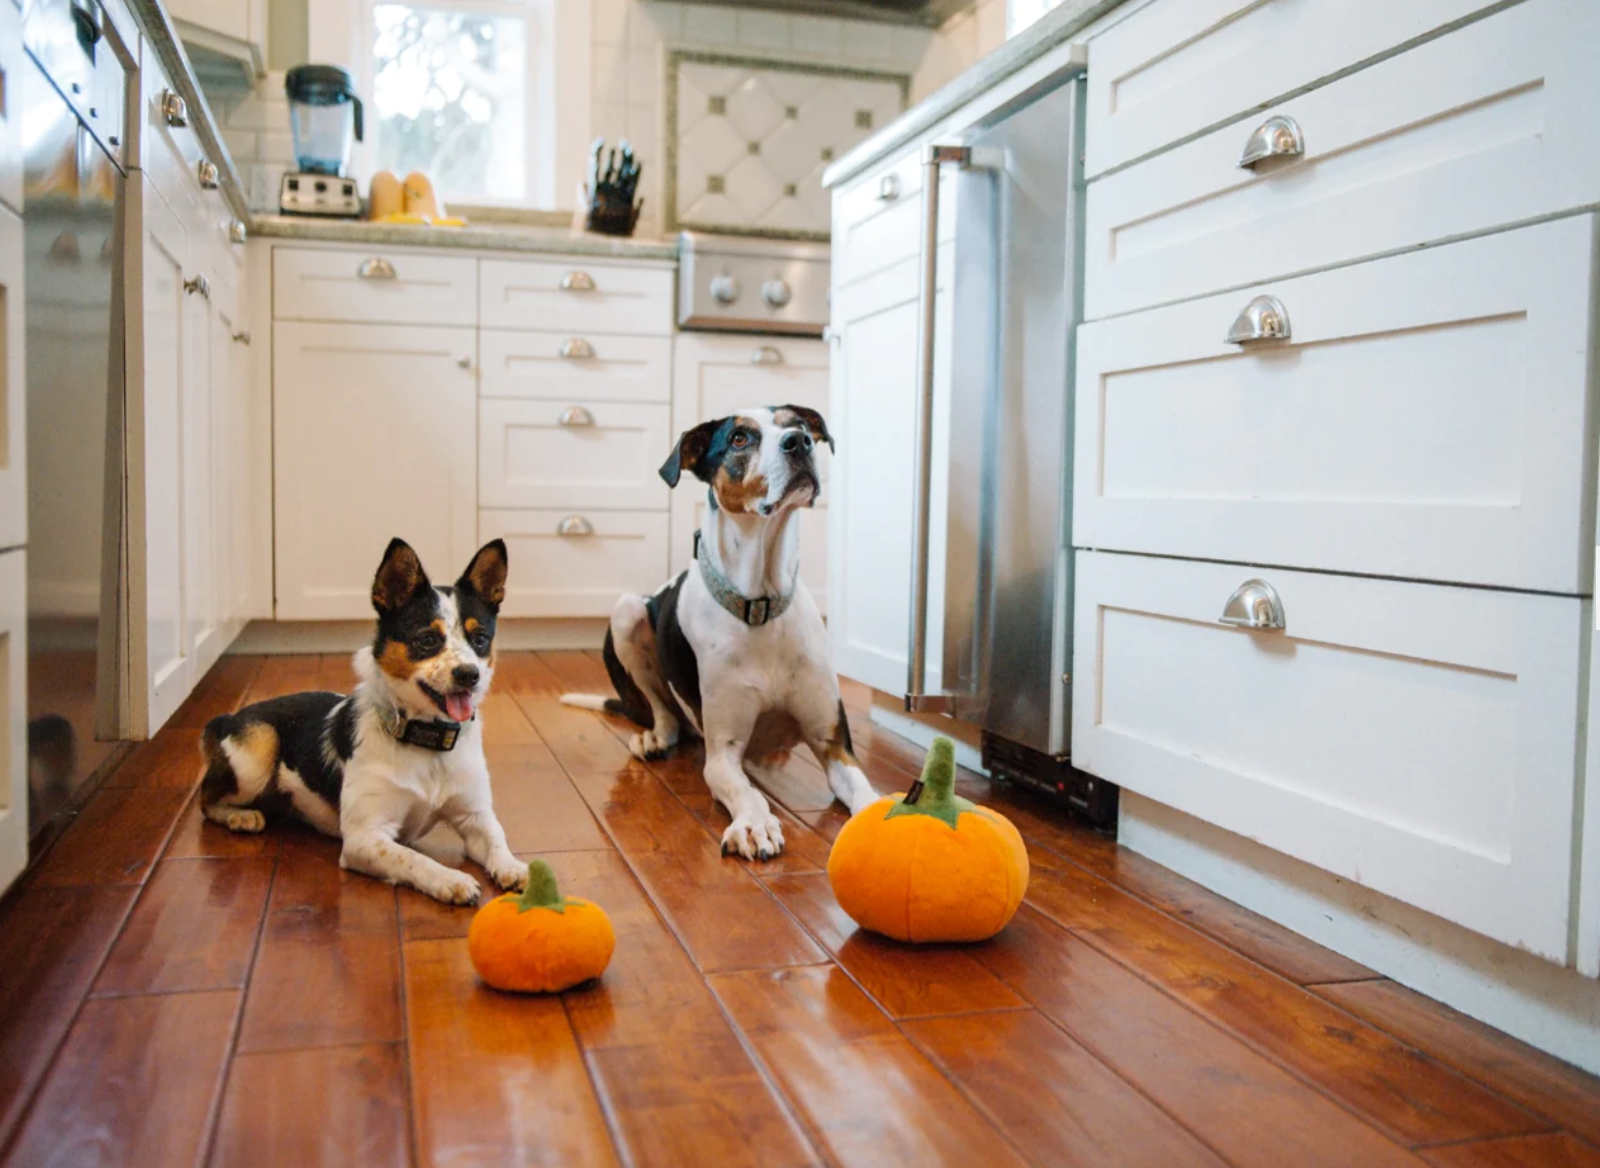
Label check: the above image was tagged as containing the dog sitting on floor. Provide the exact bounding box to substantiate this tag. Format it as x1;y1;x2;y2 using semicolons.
560;405;877;861
198;538;526;905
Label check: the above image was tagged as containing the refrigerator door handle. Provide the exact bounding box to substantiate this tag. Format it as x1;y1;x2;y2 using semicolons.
906;144;971;715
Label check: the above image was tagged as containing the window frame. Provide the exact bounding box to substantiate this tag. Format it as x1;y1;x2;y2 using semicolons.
359;0;557;209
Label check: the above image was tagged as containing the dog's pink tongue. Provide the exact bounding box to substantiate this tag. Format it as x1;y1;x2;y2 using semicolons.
445;692;474;722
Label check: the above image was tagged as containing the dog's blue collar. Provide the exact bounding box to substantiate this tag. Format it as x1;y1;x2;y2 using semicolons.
694;530;794;628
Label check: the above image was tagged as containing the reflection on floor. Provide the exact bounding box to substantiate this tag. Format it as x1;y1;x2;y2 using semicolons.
1;651;1598;1168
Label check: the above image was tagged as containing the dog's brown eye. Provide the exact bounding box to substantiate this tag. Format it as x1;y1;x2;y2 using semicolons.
731;432;749;448
414;632;444;656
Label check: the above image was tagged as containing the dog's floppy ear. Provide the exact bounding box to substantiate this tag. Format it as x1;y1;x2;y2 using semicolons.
659;418;727;488
457;539;509;610
372;538;431;614
778;404;835;453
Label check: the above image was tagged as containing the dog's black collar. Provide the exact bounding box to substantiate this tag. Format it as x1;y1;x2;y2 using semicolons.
374;703;470;752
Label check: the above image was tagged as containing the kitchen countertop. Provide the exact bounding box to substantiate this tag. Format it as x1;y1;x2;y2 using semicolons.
251;216;682;261
822;0;1130;189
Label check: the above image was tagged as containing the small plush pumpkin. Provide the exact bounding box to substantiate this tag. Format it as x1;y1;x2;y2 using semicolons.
468;860;615;992
827;736;1028;943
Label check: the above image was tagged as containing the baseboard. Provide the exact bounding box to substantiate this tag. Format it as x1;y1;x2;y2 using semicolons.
228;618;609;655
1119;791;1600;1076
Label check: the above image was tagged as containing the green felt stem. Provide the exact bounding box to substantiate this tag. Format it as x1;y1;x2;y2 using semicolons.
885;736;975;830
516;860;566;914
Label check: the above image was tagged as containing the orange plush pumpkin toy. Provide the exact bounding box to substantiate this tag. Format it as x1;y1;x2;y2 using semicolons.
827;736;1028;943
468;860;615;992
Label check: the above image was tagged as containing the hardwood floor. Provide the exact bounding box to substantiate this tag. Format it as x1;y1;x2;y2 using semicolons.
1;652;1598;1168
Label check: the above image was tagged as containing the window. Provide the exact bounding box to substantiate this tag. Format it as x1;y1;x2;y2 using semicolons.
1007;0;1066;38
369;0;544;206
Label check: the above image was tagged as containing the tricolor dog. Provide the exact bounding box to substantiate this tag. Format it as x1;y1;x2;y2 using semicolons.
561;405;877;860
199;538;526;904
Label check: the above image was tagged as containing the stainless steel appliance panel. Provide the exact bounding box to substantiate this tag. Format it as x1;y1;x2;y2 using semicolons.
930;75;1085;758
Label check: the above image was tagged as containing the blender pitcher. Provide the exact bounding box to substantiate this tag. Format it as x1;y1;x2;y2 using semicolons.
285;65;363;176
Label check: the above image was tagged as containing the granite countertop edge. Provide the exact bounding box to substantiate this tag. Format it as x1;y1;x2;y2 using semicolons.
822;0;1129;190
251;216;683;260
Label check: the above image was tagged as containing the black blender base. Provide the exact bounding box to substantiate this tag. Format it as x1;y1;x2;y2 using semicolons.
981;732;1119;833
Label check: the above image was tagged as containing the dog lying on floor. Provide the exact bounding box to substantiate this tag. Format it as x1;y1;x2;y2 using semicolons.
561;405;877;860
198;538;525;904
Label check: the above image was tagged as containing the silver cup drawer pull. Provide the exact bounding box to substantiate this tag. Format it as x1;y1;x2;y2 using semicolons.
750;345;783;366
559;337;595;360
1238;114;1304;170
1219;579;1286;631
357;257;397;280
561;270;596;292
877;173;900;201
558;406;595;427
1226;295;1291;345
183;273;210;300
197;160;219;189
160;89;188;127
557;515;595;537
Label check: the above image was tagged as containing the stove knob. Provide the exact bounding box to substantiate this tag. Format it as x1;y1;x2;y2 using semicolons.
710;274;741;305
761;278;792;309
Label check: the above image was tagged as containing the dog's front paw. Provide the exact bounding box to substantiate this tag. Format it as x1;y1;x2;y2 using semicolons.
628;727;676;762
223;809;267;834
488;858;528;892
721;812;786;862
423;870;481;906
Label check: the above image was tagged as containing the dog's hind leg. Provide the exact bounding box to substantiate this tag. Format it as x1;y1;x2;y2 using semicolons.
601;595;682;761
199;716;278;833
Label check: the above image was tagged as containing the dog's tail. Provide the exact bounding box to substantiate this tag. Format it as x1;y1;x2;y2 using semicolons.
559;693;623;714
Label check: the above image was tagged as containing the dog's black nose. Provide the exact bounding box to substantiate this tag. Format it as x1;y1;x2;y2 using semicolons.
781;430;813;455
452;664;480;689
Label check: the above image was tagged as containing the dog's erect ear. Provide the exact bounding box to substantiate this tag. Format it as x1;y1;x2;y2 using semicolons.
372;538;431;614
457;539;509;609
778;404;835;453
659;418;727;488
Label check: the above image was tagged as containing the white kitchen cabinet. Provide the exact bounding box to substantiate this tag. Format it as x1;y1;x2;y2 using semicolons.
479;399;671;513
274;321;477;620
671;333;831;612
478;330;672;404
165;0;267;74
1073;549;1586;963
0;206;22;553
827;248;953;696
1074;218;1600;593
1083;0;1501;178
0;549;25;894
480;509;670;619
134;177;194;731
479;259;675;335
273;248;478;327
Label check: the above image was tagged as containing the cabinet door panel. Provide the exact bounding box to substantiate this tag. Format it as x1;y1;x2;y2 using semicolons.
479;509;669;618
140;182;191;729
0;207;21;551
274;322;477;620
479;400;670;513
1073;550;1584;961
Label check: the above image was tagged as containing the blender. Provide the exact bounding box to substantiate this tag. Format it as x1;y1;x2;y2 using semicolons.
280;65;364;217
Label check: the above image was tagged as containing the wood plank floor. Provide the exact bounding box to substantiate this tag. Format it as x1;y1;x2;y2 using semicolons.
1;651;1597;1168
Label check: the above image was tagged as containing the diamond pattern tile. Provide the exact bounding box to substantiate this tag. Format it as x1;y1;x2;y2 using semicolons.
672;55;907;237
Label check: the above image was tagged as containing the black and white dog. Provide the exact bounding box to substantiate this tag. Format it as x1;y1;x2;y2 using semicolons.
199;538;526;904
562;406;876;860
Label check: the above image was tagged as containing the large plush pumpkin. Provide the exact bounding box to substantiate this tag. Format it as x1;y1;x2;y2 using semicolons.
468;860;615;992
827;736;1028;943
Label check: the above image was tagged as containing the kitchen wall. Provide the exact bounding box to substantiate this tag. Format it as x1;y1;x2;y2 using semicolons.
213;0;1008;224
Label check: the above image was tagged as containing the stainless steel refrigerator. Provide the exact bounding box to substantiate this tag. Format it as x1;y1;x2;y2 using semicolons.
904;68;1111;822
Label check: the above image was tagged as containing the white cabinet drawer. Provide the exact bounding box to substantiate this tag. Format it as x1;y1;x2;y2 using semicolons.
1084;0;1499;178
480;509;669;618
479;400;670;512
478;330;671;403
1072;550;1585;961
479;259;674;335
1074;217;1600;594
832;152;957;290
273;247;477;326
1085;0;1600;319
